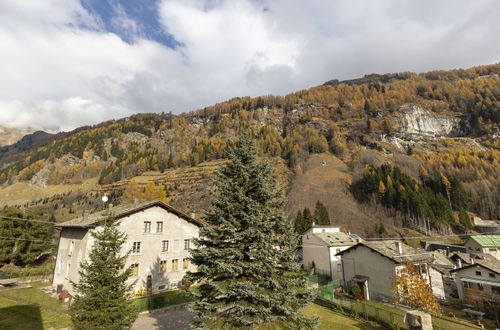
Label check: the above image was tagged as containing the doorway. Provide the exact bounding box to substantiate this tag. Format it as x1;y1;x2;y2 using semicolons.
146;275;152;295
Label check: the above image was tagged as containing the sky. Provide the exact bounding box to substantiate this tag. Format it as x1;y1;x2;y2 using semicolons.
0;0;499;132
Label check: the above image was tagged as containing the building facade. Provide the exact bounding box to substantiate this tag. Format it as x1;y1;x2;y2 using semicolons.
451;261;500;310
301;226;358;281
338;241;444;301
464;235;500;260
52;201;205;295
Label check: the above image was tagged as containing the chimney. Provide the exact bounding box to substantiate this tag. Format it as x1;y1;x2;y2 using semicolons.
457;258;462;268
190;212;196;219
395;241;403;255
470;258;474;264
83;210;88;221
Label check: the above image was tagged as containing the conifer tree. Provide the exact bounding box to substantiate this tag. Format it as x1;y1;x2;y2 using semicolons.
188;134;316;329
69;216;138;329
313;200;330;225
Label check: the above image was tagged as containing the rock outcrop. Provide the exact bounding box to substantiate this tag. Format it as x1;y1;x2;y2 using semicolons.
397;104;469;138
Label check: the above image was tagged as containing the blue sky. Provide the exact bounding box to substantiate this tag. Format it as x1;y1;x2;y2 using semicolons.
80;0;180;47
0;0;498;131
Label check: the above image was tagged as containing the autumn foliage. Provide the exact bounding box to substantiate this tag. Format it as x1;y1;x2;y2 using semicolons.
391;262;441;314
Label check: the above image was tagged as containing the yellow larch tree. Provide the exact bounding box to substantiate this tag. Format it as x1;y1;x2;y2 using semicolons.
391;262;440;314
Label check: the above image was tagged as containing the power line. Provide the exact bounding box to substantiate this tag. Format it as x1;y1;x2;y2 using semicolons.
0;216;54;224
361;230;500;241
0;236;54;243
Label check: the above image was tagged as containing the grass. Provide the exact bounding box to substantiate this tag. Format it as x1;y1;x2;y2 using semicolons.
302;304;382;330
350;300;480;330
0;283;72;329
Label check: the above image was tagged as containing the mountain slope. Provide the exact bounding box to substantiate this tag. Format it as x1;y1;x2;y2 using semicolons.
0;63;498;236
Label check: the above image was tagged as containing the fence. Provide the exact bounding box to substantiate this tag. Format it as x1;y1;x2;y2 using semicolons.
317;280;340;300
129;289;194;312
317;292;480;330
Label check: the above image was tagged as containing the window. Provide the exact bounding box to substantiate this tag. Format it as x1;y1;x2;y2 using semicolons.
144;221;151;233
468;247;472;250
493;287;500;294
131;264;139;277
337;264;342;272
156;221;163;233
476;248;480;251
419;264;427;275
489;248;497;252
183;258;189;269
475;271;482;276
68;241;74;256
184;239;191;250
477;283;484;291
160;260;168;272
158;285;166;291
463;281;470;289
172;259;178;271
161;240;169;252
65;263;70;279
132;242;141;254
57;260;62;275
489;273;496;278
116;265;125;275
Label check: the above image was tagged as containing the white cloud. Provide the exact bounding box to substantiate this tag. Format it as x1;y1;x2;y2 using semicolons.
0;0;498;132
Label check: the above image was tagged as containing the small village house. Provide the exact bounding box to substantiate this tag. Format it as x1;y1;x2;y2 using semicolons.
301;226;359;281
450;260;500;310
464;235;500;260
337;241;446;301
52;201;205;296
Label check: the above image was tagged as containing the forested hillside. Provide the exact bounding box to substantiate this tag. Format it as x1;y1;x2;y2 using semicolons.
0;63;498;259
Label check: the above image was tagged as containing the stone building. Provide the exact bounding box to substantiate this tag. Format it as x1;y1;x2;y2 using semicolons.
337;241;445;301
451;260;500;311
52;201;205;295
464;235;500;260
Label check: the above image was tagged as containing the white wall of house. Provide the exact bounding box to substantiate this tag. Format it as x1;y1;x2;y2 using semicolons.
428;267;446;300
341;246;397;301
52;227;91;294
311;227;340;234
52;206;200;295
302;227;349;281
302;233;331;278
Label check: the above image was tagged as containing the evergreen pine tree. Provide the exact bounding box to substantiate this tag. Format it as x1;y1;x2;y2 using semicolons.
302;207;314;230
313;200;330;225
188;133;316;329
294;210;305;234
69;216;138;329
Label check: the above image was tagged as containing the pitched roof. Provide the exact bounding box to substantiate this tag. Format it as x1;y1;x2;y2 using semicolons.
468;235;500;247
56;200;206;228
314;231;358;247
450;252;497;264
337;240;434;264
450;259;500;275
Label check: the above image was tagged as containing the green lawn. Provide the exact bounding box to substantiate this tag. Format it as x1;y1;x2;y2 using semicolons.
350;300;479;330
302;304;382;330
0;284;72;330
